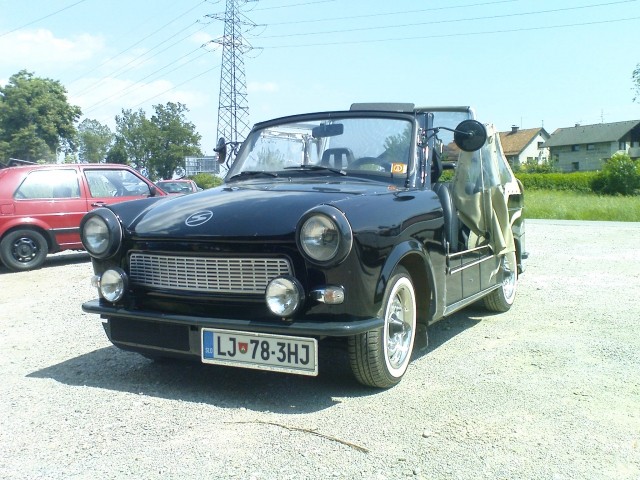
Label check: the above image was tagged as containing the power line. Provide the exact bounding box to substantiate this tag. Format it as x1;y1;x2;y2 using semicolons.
262;0;520;26
82;46;212;115
253;15;640;49
72;20;207;98
0;0;89;38
68;0;209;87
251;0;638;39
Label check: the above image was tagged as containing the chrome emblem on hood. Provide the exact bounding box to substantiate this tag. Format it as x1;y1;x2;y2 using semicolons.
185;210;213;227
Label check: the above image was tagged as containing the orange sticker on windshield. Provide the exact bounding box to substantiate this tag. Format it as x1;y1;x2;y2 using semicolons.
390;163;407;174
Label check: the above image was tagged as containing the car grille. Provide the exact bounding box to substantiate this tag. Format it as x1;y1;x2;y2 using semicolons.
129;253;292;294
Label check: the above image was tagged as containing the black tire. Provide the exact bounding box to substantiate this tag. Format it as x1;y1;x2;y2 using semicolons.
348;266;417;388
0;229;49;272
484;251;518;312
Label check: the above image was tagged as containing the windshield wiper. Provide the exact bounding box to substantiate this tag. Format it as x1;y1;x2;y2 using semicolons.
284;165;347;176
227;170;279;182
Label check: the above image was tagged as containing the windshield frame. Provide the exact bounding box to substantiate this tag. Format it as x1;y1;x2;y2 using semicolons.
226;111;418;185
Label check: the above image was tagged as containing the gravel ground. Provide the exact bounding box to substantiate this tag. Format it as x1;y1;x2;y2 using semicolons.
1;219;639;480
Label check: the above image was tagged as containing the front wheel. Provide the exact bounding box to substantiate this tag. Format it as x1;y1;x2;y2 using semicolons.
484;251;518;312
0;229;49;272
348;266;417;388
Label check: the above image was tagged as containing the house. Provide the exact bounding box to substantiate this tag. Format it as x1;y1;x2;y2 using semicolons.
544;120;640;172
499;126;550;167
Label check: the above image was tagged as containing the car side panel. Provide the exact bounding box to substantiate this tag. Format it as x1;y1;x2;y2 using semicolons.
11;197;88;250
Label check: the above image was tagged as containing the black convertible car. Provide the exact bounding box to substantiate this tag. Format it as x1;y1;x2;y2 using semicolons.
81;104;526;388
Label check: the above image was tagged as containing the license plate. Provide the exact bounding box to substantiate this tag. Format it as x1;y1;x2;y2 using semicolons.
201;328;318;376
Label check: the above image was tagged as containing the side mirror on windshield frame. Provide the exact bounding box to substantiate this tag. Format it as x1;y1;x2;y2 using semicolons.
454;120;487;152
214;137;227;164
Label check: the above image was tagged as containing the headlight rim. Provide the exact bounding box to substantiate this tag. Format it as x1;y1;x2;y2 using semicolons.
296;206;353;267
80;208;123;259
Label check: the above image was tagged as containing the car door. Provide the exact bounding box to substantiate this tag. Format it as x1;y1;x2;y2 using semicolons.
12;167;87;249
82;167;156;210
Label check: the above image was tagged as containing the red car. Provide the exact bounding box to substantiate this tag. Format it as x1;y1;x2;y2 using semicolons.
0;163;165;271
155;179;200;195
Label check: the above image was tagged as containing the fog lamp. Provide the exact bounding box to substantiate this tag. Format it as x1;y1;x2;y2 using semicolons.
99;268;128;303
265;276;304;317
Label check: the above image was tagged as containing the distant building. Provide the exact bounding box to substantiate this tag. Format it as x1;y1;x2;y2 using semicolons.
184;156;221;176
498;126;550;168
544;120;640;172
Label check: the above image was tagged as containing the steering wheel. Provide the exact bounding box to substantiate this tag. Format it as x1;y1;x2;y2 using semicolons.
349;157;391;172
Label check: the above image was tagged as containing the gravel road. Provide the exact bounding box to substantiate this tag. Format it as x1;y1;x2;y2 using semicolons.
1;219;639;480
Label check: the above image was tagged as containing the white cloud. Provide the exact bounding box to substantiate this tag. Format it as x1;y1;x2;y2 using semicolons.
248;81;278;93
0;29;105;70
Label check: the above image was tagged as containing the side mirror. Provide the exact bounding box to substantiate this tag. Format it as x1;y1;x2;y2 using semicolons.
148;185;158;197
214;137;227;164
454;120;487;152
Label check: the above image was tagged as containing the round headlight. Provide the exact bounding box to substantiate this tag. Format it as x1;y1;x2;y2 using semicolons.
265;276;304;317
300;215;339;262
99;268;128;303
83;216;110;255
297;206;353;266
81;209;122;259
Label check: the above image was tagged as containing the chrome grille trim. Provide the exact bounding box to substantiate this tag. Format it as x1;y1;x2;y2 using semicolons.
129;253;292;294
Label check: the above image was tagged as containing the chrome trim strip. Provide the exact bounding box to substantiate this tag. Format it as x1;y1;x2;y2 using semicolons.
448;253;495;275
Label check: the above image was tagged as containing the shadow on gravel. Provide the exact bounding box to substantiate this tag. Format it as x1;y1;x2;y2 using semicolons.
29;309;483;413
0;251;90;275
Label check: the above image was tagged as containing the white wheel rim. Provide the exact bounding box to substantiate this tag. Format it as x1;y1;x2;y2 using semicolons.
502;253;517;304
383;277;416;377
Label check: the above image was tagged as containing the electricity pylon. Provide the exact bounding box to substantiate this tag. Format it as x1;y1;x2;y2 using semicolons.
210;0;256;151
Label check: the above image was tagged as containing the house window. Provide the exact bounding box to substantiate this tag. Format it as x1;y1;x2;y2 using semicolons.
571;145;580;151
572;162;580;171
619;141;626;150
537;141;544;149
586;144;595;150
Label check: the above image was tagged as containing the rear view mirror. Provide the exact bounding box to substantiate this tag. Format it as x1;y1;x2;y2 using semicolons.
312;123;344;138
214;137;227;163
454;120;487;152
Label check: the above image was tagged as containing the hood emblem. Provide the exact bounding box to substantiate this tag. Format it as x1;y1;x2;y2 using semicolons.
185;210;213;227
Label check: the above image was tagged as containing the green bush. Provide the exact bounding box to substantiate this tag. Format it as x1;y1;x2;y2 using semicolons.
592;153;640;196
515;171;597;193
190;173;223;190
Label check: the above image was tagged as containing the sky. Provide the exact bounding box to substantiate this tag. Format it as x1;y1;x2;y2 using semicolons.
1;0;639;156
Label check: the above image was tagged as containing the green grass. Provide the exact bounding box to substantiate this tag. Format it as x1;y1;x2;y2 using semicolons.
524;190;640;222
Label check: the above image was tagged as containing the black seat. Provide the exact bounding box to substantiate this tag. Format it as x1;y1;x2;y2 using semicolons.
432;182;460;252
321;148;354;169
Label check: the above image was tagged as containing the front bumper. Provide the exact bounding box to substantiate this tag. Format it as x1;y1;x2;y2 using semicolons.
82;299;383;337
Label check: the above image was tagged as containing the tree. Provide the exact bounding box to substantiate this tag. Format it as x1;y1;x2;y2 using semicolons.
105;137;128;164
634;63;640;103
0;70;82;162
114;108;154;172
113;103;202;180
148;102;202;180
593;152;640;195
78;119;113;163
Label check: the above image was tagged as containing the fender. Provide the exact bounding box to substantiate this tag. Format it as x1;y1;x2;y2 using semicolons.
375;238;438;324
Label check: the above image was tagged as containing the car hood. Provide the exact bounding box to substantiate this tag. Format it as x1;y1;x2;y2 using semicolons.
124;180;399;239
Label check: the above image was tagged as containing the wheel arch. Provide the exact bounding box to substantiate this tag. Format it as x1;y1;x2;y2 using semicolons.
1;223;55;254
377;240;436;326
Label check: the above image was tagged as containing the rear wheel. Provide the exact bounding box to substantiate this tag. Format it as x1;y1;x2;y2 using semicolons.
0;229;49;271
348;266;416;388
484;251;518;312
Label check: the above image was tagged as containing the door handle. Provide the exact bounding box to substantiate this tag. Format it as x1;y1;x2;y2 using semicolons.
91;202;107;208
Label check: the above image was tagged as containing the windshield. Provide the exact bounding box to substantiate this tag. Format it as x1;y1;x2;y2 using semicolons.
228;116;414;179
